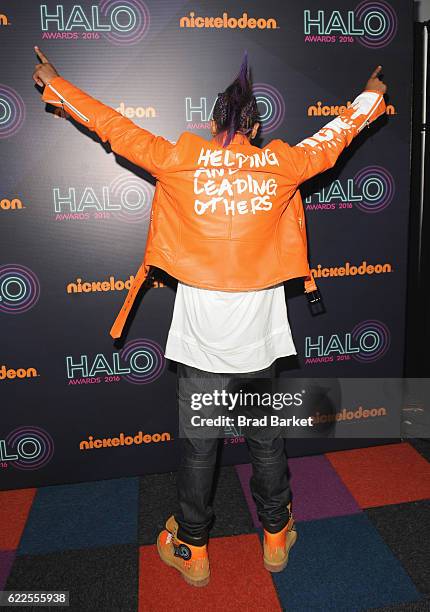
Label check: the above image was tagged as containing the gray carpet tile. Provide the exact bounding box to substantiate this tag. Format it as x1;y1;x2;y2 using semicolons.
209;465;256;538
5;544;138;612
409;439;430;463
138;465;255;544
366;500;430;597
138;471;178;545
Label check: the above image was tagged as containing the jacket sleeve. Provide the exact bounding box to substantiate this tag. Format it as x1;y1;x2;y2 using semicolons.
283;90;386;186
41;75;174;178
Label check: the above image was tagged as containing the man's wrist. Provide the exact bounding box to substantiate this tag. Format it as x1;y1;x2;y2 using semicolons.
45;74;61;88
363;88;384;95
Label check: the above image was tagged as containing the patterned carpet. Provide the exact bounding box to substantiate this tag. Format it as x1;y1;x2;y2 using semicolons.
1;439;430;611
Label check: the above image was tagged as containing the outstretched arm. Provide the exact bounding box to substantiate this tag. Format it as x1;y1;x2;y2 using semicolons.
283;66;388;186
33;45;174;178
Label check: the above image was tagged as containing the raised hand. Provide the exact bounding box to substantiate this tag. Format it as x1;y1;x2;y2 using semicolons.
32;45;60;87
364;65;387;95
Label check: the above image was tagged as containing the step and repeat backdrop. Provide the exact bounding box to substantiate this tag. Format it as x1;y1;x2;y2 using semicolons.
1;0;413;489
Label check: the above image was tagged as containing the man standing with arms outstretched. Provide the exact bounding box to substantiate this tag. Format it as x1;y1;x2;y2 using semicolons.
33;45;387;587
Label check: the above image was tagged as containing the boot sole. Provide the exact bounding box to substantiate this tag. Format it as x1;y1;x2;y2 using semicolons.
156;534;210;587
263;528;298;573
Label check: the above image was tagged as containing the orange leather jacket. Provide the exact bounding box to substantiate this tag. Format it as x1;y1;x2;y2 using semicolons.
41;76;386;339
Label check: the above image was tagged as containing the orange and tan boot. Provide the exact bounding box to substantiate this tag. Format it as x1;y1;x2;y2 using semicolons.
263;503;297;572
157;515;210;587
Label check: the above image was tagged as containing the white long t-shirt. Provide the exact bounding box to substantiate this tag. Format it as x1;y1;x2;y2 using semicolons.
164;281;297;373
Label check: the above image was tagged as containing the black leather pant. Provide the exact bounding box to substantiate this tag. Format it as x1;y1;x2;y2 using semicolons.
174;361;292;546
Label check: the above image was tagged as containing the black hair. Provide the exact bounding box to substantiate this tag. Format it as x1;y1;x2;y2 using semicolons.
212;50;260;147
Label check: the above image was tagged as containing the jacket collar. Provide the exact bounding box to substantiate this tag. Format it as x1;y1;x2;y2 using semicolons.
210;131;250;147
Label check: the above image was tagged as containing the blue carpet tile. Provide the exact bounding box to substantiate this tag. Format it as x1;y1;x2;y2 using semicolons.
18;477;139;555
363;598;430;611
267;513;422;612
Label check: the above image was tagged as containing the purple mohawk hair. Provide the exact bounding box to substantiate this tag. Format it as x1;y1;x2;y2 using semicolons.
212;50;260;148
237;49;249;89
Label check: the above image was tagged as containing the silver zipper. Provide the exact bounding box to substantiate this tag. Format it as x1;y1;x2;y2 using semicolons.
47;83;90;123
357;95;383;133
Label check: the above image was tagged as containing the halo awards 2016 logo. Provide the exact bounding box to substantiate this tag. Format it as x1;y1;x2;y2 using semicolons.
305;166;395;213
0;85;26;138
0;426;54;471
65;338;166;386
252;83;285;134
0;264;41;316
40;1;150;45
186;83;285;134
304;1;398;48
52;174;154;223
305;320;391;365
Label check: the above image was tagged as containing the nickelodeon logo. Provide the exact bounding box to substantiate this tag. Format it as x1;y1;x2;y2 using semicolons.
307;100;396;117
0;12;10;26
50;101;156;121
312;405;387;424
311;260;392;279
79;430;172;451
180;11;277;29
115;102;156;119
66;275;166;295
0;364;39;380
1;198;24;210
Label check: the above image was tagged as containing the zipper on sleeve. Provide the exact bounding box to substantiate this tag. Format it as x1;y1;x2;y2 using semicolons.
356;95;383;133
47;83;90;123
